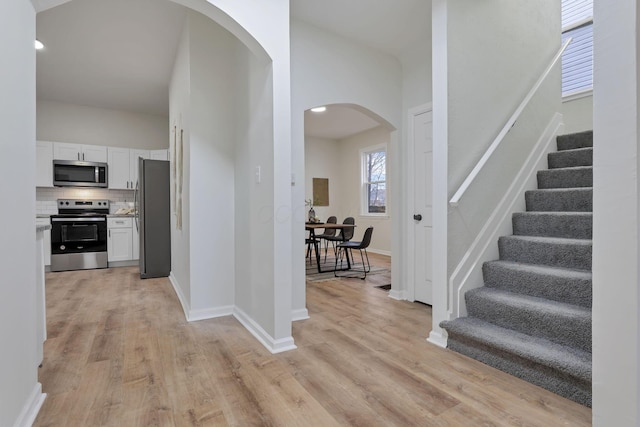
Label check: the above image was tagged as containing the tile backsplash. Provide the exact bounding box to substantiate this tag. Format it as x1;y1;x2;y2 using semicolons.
36;187;135;214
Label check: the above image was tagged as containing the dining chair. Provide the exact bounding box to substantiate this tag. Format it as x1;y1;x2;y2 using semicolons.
314;215;337;261
334;226;374;279
305;232;318;265
323;217;355;259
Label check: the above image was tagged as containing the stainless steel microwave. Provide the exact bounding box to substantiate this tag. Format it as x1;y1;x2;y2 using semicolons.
53;160;108;188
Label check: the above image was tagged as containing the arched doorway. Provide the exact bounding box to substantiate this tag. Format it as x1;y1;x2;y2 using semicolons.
35;0;295;352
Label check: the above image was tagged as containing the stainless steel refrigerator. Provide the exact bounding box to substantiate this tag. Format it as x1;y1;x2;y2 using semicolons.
136;158;171;278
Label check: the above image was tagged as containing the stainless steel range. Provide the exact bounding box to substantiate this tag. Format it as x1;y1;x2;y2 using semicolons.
50;199;109;272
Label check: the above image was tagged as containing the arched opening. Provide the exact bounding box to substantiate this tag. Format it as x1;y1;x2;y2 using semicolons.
35;0;293;352
297;102;399;308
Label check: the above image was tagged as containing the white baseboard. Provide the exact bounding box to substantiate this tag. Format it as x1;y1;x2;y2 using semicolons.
367;248;391;256
233;307;297;354
168;272;190;321
169;273;297;353
188;305;234;322
448;113;563;318
13;383;46;427
291;308;309;321
427;330;447;348
388;289;406;300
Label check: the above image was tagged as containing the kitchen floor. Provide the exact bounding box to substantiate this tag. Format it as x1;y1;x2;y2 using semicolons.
34;259;590;426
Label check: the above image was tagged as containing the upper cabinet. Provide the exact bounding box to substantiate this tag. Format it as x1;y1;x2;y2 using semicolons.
36;141;54;187
149;149;169;161
107;147;132;189
36;141;168;190
130;149;149;190
53;142;107;163
107;147;149;190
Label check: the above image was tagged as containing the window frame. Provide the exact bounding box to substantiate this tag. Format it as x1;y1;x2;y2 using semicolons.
360;143;388;217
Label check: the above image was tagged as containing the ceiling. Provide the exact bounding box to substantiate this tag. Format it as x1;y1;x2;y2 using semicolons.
36;0;431;138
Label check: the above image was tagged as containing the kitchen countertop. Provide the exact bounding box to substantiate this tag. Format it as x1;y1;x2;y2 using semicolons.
36;223;51;233
36;214;52;218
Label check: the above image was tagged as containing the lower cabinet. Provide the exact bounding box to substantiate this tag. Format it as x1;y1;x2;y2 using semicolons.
107;217;136;262
132;218;140;260
36;217;51;266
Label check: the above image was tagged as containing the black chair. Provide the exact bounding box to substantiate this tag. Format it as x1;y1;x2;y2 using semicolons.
323;217;355;259
334;227;374;279
305;233;318;265
314;216;337;261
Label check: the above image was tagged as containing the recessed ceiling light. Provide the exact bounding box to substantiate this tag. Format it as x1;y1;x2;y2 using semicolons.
310;106;326;113
35;40;44;50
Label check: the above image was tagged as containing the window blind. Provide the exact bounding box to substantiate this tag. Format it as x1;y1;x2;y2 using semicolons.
561;0;593;95
561;24;593;94
561;0;593;29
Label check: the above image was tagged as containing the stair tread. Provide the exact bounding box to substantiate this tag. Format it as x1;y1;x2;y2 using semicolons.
548;147;593;169
467;287;590;318
539;165;593;172
557;131;593;150
527;187;593;192
485;260;592;279
500;235;592;245
441;317;592;381
514;211;592;216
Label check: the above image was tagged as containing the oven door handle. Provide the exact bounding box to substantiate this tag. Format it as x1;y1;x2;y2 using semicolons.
52;217;106;222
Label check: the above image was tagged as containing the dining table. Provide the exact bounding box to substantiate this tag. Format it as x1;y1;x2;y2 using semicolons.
305;222;357;273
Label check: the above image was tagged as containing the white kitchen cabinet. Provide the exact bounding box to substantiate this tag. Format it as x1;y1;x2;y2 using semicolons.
132;217;140;261
108;217;133;262
107;147;149;190
36;141;54;187
149;149;169;161
53;142;107;162
130;149;149;189
107;147;133;190
36;217;51;266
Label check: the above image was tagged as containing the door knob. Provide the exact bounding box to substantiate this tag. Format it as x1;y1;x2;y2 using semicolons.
413;214;422;221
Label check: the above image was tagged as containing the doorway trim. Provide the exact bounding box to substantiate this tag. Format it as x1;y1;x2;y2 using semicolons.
405;102;433;302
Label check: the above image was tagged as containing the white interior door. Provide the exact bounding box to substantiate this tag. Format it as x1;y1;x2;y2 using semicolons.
413;110;433;305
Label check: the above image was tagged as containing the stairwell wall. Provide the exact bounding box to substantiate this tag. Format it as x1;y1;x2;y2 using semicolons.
431;0;561;336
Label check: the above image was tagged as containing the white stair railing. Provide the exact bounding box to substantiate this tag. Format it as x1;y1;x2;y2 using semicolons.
449;38;572;207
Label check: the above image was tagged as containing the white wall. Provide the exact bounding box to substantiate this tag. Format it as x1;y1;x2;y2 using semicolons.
169;3;294;351
169;11;238;317
0;1;43;426
291;19;402;317
561;94;593;135
187;11;237;314
336;127;392;254
432;0;561;338
592;1;640;424
304;136;341;222
37;100;168;149
169;16;191;309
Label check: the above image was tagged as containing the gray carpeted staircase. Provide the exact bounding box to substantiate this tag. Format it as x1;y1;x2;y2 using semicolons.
440;130;593;406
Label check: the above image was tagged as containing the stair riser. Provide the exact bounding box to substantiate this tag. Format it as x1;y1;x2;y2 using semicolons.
483;262;592;308
548;148;593;169
446;337;591;407
498;237;592;270
556;131;593;151
512;213;592;239
537;168;592;189
465;292;591;352
525;189;593;212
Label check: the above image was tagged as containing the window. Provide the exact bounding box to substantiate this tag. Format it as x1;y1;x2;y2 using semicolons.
361;145;387;215
561;0;593;97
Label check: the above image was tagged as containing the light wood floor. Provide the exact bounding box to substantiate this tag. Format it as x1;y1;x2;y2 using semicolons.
34;254;591;426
